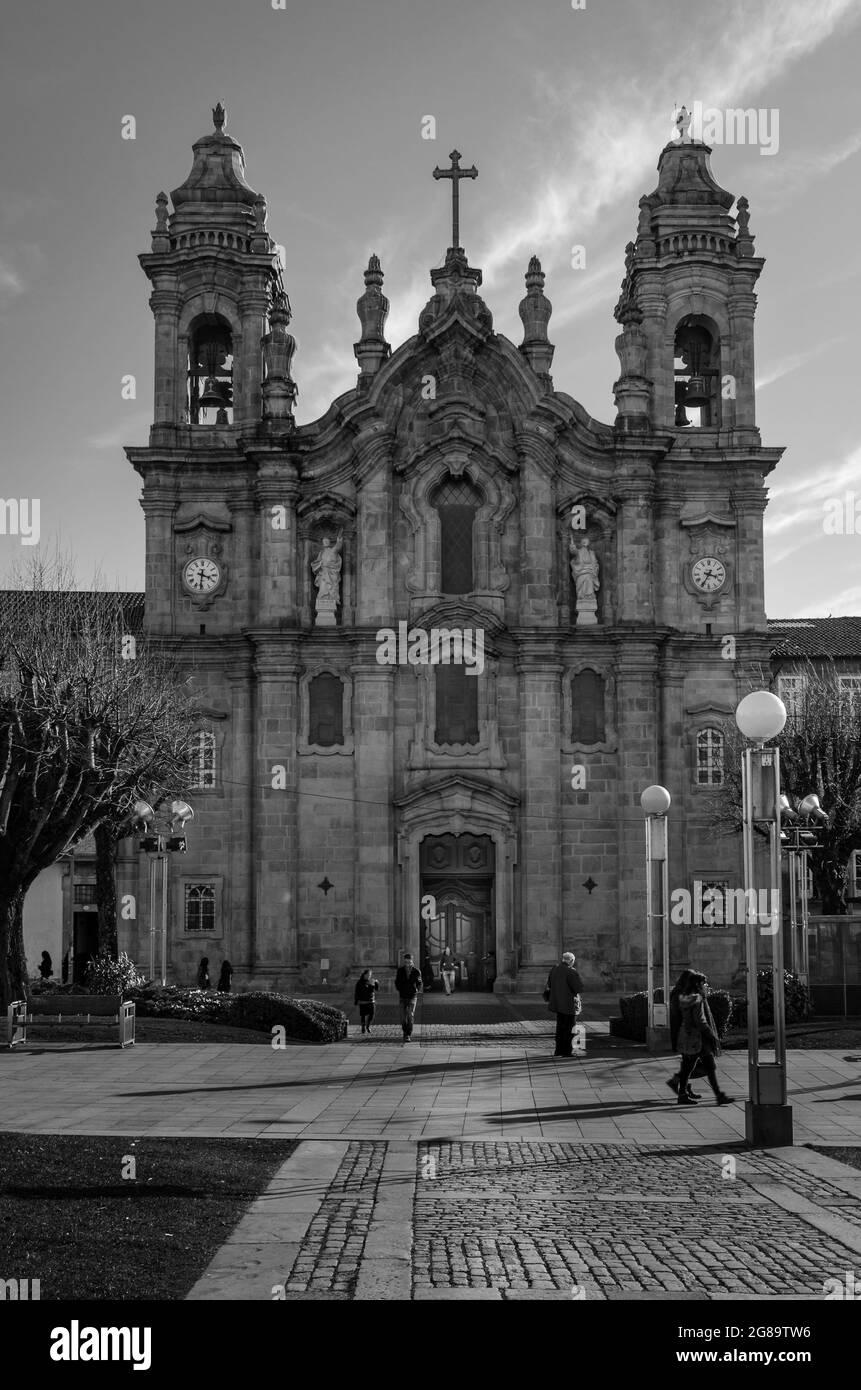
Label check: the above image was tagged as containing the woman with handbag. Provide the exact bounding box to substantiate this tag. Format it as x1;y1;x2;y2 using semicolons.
354;968;380;1035
676;972;733;1106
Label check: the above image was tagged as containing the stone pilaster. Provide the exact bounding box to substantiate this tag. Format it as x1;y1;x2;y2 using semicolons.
251;638;301;979
254;459;300;625
236;284;271;428
351;641;395;966
515;635;562;985
517;431;557;626
612;464;656;625
354;431;395;626
614;637;661;993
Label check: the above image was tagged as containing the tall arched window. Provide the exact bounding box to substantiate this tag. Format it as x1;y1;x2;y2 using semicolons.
696;727;725;786
309;673;344;747
189;730;216;790
432;475;482;594
571;670;606;744
435;666;479;745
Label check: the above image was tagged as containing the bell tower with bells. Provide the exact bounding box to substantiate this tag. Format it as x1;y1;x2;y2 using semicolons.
613;106;764;440
139;102;293;439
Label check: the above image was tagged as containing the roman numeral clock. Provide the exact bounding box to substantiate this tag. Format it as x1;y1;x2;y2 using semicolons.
681;515;734;611
176;516;231;611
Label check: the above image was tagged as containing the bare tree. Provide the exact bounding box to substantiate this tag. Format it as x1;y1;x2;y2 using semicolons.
0;556;197;1007
707;661;861;914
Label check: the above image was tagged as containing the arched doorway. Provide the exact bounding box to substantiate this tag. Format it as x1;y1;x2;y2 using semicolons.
420;833;495;991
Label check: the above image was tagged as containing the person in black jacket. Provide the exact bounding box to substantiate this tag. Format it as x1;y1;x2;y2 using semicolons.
217;960;233;993
667;970;700;1101
38;951;53;981
394;952;423;1041
676;972;733;1107
354;968;380;1034
544;951;584;1057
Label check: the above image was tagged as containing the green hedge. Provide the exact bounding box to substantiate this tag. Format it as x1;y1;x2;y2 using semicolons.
130;986;347;1042
728;970;812;1029
610;989;733;1043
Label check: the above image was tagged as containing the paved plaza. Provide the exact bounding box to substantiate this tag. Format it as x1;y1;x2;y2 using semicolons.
3;1009;861;1300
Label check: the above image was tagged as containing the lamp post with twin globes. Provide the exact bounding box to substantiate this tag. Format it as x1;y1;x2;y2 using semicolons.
640;784;672;1053
134;799;195;986
735;690;792;1146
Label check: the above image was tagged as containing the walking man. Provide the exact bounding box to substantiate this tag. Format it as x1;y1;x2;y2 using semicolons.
544;951;584;1057
395;951;423;1042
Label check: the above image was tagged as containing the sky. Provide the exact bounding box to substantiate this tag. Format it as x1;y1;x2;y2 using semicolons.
0;0;859;617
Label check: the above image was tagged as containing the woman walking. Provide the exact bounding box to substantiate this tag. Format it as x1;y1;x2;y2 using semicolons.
354;967;380;1035
676;972;733;1107
667;970;700;1101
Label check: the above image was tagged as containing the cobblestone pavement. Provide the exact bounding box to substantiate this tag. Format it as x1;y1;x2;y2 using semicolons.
283;1142;386;1297
411;1141;861;1298
245;1138;861;1301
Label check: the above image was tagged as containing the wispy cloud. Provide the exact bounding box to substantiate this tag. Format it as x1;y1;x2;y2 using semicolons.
0;255;25;299
756;126;861;202
756;337;843;391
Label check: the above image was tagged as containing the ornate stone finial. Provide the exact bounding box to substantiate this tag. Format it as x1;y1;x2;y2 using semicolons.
354;253;390;382
155;192;169;231
519;255;554;384
261;282;297;423
212;102;226;133
735;195;754;256
674;104;692;143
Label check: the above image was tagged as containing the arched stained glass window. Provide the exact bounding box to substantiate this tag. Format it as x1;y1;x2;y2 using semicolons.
432;474;482;595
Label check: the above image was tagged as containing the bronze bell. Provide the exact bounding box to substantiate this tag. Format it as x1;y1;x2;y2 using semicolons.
685;374;711;407
198;376;226;408
674;401;691;427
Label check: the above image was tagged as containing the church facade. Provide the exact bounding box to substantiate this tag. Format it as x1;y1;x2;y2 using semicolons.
117;107;784;994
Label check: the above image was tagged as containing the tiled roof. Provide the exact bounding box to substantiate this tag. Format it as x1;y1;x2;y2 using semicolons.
0;591;145;634
769;617;861;659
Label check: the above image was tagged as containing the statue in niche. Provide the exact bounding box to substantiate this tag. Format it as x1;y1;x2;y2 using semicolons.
311;529;344;626
570;532;600;626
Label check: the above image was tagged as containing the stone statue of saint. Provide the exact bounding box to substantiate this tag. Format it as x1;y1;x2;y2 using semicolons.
570;533;600;626
312;529;343;626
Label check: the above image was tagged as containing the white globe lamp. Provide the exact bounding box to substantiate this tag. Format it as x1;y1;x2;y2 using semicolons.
735;691;786;742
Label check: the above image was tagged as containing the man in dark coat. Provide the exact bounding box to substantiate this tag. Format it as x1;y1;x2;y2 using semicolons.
394;952;423;1042
544;951;584;1057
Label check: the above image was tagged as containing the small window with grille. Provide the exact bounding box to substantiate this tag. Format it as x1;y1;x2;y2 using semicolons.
73;883;98;907
778;674;805;719
432;475;482;595
189;730;216;790
184;884;216;933
572;670;606;744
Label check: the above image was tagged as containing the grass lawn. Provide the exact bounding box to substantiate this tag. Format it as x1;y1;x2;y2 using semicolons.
723;1021;861;1050
0;1133;296;1299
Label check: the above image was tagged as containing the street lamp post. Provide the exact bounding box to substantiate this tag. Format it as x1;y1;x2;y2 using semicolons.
735;691;792;1147
135;799;195;986
641;785;672;1053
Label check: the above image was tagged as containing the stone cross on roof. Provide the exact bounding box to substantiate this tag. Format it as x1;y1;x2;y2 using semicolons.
432;149;478;250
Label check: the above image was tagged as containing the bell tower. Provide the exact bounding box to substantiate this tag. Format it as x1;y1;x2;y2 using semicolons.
140;102;287;443
613;120;762;441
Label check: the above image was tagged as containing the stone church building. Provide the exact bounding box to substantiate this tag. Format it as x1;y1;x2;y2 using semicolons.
29;108;789;994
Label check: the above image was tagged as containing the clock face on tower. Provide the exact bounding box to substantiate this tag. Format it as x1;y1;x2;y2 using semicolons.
183;557;221;594
691;556;727;593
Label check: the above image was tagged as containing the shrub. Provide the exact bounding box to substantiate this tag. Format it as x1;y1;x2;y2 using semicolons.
84;952;147;997
229;992;347;1043
128;986;348;1041
611;988;733;1042
728;970;811;1028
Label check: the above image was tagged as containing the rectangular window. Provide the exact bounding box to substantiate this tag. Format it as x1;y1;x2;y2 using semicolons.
309;673;344;747
696;728;724;786
838;675;861;714
73;883;98;906
777;674;805;719
189;731;216;790
184;883;216;933
435;666;479;745
695;879;730;925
